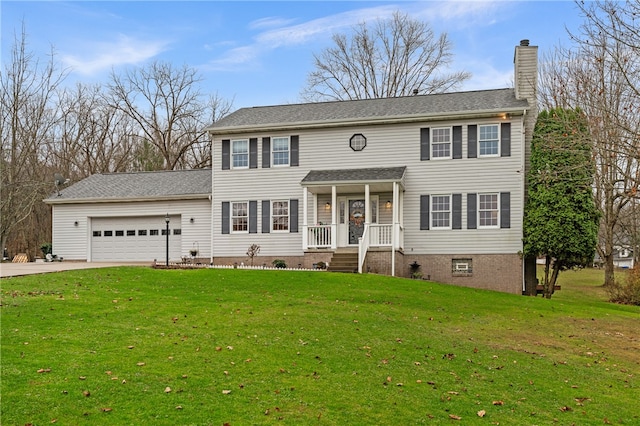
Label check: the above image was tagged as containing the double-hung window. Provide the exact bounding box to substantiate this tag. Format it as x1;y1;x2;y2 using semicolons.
431;195;451;229
232;140;248;168
272;137;290;166
431;128;451;159
479;124;499;157
478;193;499;228
232;202;248;232
272;200;289;231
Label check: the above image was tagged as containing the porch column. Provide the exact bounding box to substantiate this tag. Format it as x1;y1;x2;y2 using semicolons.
364;184;370;227
331;186;337;249
302;187;308;249
391;181;399;277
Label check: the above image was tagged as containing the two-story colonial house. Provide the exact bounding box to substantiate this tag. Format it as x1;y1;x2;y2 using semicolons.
45;40;537;294
205;40;538;294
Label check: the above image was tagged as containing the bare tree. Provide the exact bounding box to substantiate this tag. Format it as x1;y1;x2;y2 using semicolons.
301;11;470;101
539;1;640;286
107;61;209;170
0;26;67;258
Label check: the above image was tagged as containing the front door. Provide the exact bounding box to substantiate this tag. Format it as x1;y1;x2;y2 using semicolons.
348;199;365;244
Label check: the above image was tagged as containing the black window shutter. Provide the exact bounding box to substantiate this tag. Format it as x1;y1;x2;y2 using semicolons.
501;123;511;157
290;136;299;167
222;140;230;170
500;192;511;228
420;128;430;161
467;125;477;158
467;193;477;229
452;193;462;229
262;137;271;168
420;195;430;230
453;126;462;159
249;201;257;233
249;138;258;168
289;199;298;232
222;202;230;234
262;200;270;233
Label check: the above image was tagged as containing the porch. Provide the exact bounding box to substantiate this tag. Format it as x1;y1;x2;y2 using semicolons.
300;167;406;276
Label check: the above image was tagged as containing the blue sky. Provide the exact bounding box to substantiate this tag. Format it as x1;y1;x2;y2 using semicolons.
2;1;583;109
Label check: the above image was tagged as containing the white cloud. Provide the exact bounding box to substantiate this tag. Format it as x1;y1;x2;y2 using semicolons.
61;34;169;75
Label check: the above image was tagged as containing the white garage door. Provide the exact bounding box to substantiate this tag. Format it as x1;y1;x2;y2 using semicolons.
91;216;182;262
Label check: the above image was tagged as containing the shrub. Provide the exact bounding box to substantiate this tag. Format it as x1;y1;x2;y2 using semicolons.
607;265;640;306
272;259;287;269
316;261;327;269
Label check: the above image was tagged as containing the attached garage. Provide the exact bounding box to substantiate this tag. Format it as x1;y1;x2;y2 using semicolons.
90;215;182;262
44;169;212;263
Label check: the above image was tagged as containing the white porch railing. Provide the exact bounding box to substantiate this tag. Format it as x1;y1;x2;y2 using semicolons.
306;225;332;248
358;224;394;273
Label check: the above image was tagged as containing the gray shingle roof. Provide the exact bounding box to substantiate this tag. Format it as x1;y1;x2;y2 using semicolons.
44;169;212;203
302;167;406;184
208;89;528;132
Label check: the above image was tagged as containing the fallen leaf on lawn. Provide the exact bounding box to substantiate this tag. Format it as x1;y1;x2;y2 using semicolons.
448;391;459;395
245;358;252;363
136;362;145;366
386;376;392;382
414;361;421;366
492;400;504;406
121;380;126;384
396;383;403;387
449;414;462;420
101;408;112;412
164;387;172;393
37;368;51;373
224;370;229;375
560;406;572;412
105;371;112;375
222;389;231;394
176;405;183;410
227;346;233;350
82;390;90;397
477;410;486;417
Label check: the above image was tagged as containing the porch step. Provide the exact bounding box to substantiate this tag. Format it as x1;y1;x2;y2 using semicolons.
328;250;358;273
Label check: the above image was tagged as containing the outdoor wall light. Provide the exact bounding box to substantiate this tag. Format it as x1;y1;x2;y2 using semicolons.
385;201;392;209
325;202;331;209
190;217;195;223
74;221;79;226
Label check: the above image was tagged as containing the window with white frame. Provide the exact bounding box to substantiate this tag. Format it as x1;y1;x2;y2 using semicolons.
232;140;249;168
232;201;248;232
478;193;499;227
479;124;499;157
272;137;290;166
431;128;451;159
431;195;451;229
272;200;289;231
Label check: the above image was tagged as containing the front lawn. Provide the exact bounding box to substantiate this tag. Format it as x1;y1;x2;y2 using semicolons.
1;267;638;424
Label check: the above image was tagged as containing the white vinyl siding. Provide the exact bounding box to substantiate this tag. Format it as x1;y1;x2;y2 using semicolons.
50;199;211;261
212;118;524;257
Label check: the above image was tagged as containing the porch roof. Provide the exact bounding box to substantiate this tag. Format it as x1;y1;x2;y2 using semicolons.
301;166;406;194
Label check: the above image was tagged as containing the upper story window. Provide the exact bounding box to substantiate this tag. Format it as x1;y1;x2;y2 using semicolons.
431;195;451;229
272;200;289;231
479;124;499;157
350;134;367;151
431;128;451;159
272;137;290;166
232;201;248;232
232;140;248;168
478;193;499;228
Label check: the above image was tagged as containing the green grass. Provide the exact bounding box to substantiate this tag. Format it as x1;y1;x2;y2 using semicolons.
1;267;638;425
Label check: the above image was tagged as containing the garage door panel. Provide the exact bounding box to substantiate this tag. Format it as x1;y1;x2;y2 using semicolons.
92;216;181;262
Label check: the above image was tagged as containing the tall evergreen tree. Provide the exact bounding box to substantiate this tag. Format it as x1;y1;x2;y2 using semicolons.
523;108;600;298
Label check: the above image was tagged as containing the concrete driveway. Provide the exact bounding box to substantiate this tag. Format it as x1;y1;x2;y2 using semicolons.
0;262;150;278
